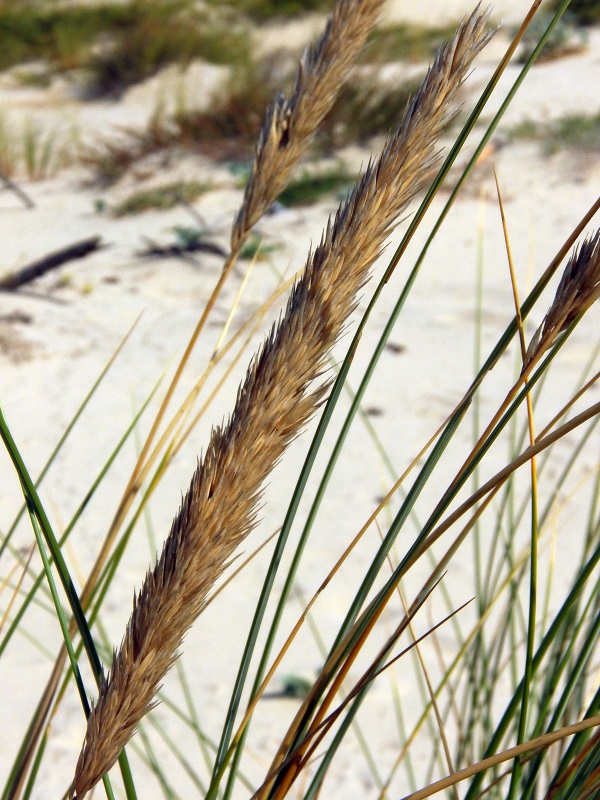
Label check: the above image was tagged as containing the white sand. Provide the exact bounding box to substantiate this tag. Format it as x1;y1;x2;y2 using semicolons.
384;0;534;25
0;5;599;799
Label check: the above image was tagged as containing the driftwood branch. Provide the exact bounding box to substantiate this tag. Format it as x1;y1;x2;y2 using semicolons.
138;236;227;259
0;171;35;209
0;236;104;291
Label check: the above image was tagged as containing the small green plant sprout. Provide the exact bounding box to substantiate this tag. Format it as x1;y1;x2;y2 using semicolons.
264;674;314;699
172;225;208;248
238;231;282;261
112;180;213;216
359;21;458;63
277;165;356;206
0;111;19;177
510;112;600;154
22;118;61;180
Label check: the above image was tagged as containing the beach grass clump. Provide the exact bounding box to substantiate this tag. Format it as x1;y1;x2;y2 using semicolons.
0;0;128;72
2;2;600;800
277;165;356;206
86;1;250;96
550;0;600;25
81;60;420;183
0;0;250;93
0;111;19;177
219;0;334;21
70;9;494;796
545;111;600;152
510;111;600;153
12;67;53;89
22;118;63;180
0;110;69;180
359;21;458;63
111;180;213;216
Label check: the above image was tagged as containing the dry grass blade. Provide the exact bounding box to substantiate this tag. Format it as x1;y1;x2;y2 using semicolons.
70;8;493;798
252;585;471;800
0;545;35;634
231;0;385;250
400;715;600;800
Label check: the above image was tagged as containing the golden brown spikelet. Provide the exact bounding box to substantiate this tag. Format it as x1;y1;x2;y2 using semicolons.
70;8;493;798
526;231;600;364
231;0;385;251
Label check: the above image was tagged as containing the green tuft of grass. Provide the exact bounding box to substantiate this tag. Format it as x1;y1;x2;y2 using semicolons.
509;119;542;141
0;111;19;177
112;180;213;216
319;75;420;148
0;0;250;94
213;0;334;21
86;1;250;96
359;22;458;64
12;68;53;89
548;112;600;151
0;110;69;180
278;166;355;206
238;231;282;260
516;10;588;63
0;0;132;72
550;0;600;25
510;112;600;154
22;118;60;180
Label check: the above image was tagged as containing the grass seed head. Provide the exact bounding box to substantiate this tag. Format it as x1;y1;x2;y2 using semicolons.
71;7;493;798
231;0;386;251
526;230;600;364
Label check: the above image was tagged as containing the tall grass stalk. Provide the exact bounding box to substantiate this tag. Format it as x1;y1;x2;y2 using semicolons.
71;12;494;796
1;1;599;799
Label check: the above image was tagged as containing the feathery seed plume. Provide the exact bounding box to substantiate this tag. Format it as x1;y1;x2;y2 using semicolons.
71;8;493;798
231;0;385;251
526;231;600;364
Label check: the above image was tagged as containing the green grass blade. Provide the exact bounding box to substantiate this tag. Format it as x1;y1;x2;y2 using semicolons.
520;606;600;799
0;404;102;680
463;538;600;800
209;11;542;791
0;317;139;563
0;381;159;659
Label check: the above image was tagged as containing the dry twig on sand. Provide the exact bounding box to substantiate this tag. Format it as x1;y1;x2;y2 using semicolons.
0;237;104;291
